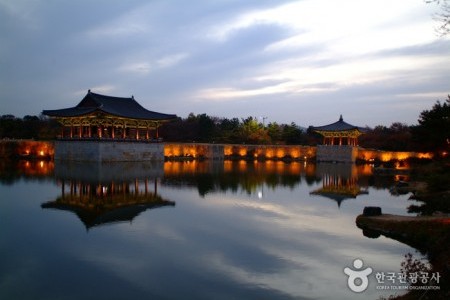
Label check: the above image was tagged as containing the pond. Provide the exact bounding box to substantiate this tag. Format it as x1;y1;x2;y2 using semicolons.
0;160;422;300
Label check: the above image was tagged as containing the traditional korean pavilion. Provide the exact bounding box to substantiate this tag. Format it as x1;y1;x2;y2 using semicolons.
311;115;367;162
43;90;177;141
312;115;366;146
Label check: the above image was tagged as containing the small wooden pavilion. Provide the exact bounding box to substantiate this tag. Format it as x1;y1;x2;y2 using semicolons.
43;90;177;141
311;115;366;146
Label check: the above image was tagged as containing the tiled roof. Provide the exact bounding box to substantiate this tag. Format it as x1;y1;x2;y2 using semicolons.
43;91;177;120
312;115;365;132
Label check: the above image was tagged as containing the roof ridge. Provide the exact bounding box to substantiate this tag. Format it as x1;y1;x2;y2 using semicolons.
43;91;177;120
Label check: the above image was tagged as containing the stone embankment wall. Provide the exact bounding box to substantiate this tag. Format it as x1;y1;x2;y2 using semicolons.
316;145;358;162
0;140;53;159
164;143;316;161
357;148;433;161
0;140;433;162
54;140;164;162
164;143;225;160
223;144;316;160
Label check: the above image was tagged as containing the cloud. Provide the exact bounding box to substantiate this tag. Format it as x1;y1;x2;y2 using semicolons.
0;0;448;127
74;85;116;96
156;53;189;68
118;62;152;75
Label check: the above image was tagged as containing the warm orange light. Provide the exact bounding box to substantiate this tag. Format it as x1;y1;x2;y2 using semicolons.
380;153;392;162
276;149;285;158
418;152;433;159
290;149;300;158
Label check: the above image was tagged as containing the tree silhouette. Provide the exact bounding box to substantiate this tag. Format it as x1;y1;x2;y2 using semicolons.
411;96;450;155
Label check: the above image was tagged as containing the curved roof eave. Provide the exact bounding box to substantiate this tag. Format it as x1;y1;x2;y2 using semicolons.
311;115;365;132
42;107;97;117
42;91;178;121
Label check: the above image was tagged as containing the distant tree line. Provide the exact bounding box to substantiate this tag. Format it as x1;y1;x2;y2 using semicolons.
0;114;59;140
1;96;448;155
160;113;315;145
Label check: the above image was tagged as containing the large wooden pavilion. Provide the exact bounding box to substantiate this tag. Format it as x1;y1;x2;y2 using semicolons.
311;115;366;146
43;90;177;141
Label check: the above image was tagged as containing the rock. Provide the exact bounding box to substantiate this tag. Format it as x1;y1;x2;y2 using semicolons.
363;206;382;216
362;228;381;239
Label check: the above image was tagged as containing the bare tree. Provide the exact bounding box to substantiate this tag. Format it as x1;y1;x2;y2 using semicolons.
426;0;450;35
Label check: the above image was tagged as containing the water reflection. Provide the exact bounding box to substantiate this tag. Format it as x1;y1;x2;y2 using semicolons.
310;163;370;208
162;160;320;197
0;159;420;300
42;161;175;229
162;161;377;207
0;159;54;183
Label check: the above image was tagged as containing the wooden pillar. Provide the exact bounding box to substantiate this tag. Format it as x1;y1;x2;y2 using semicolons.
135;126;139;140
112;126;115;139
146;126;150;140
70;125;73;138
123;125;126;139
79;125;82;138
88;125;91;138
61;126;65;138
98;125;102;138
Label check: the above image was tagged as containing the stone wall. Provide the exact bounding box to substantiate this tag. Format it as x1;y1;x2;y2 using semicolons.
0;140;53;159
164;143;224;160
1;140;433;162
223;144;316;160
54;141;164;162
316;145;358;163
357;148;433;161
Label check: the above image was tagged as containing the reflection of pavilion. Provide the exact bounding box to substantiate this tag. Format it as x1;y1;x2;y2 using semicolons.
42;161;174;229
310;163;368;207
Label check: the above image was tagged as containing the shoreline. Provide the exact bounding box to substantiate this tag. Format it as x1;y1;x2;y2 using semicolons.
356;213;450;299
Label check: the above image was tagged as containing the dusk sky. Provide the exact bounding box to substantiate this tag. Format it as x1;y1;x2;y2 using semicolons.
1;0;449;128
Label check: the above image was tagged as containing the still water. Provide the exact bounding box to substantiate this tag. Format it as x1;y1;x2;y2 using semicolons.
1;160;421;299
